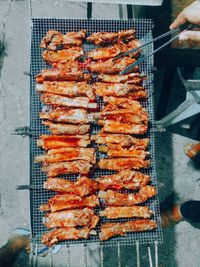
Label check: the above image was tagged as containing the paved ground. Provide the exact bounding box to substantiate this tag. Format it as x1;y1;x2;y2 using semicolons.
0;1;200;267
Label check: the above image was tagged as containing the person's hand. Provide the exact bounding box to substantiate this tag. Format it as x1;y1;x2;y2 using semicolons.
170;1;200;42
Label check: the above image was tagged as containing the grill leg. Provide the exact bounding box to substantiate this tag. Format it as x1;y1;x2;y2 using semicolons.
136;241;140;267
100;246;104;267
155;242;158;267
117;242;121;267
148;246;153;267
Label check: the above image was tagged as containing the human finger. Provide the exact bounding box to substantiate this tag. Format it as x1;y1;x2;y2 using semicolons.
170;12;187;29
179;30;200;41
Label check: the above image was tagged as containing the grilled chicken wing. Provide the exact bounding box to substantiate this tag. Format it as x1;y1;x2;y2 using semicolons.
94;82;144;97
40;94;97;109
40;107;90;124
98;158;150;170
42;216;99;246
99;145;149;159
40;30;86;50
99;220;157;241
40;194;99;212
87;39;141;60
91;133;149;149
86;29;136;45
42;121;90;135
98;120;148;135
96;170;150;191
35;147;96;164
43;177;99;197
41;160;92;177
97;73;147;84
37;135;90;150
99;185;157;206
42;47;84;63
100;206;153;219
36;81;95;100
88;57;139;74
43;208;95;228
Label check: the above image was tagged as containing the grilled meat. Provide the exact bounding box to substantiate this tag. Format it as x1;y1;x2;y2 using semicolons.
99;220;157;241
43;176;99;197
99;185;157;206
40;30;86;50
42;121;90;135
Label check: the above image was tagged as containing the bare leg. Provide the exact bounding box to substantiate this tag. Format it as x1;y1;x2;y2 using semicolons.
0;232;30;267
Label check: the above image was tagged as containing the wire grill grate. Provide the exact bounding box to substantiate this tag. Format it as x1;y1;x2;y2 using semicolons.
30;18;163;247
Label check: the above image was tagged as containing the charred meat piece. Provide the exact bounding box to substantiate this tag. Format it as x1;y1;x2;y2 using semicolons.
126;90;148;101
87;39;141;60
103;97;143;110
35;147;96;164
88;57;139;74
42;216;98;246
37;135;90;149
94;82;144;97
35;60;91;83
40;94;97;109
40;107;90;124
97;73;147;84
36;69;89;83
40;194;99;212
43;208;95;228
42;121;90;135
42;47;84;63
100;206;153;219
43;176;99;197
98;158;150;170
86;29;136;45
99;144;149;159
41;160;92;177
36;81;95;101
96;170;150;191
99;220;157;241
99;185;157;206
98;120;148;135
91;133;149;149
40;30;86;50
99;106;148;125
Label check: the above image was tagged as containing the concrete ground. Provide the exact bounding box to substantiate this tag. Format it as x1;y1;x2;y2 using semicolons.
0;1;200;267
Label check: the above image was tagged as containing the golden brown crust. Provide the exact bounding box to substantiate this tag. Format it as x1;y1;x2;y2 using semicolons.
88;57;139;74
98;158;150;170
43;176;99;197
42;121;90;135
100;206;153;219
42;47;84;63
99;219;157;241
99;185;157;206
96;170;150;190
86;29;136;45
40;30;86;50
37;81;95;100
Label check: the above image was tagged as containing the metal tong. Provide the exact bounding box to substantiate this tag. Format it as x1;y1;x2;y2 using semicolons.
118;23;193;75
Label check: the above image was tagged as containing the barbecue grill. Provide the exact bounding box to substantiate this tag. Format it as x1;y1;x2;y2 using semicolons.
17;18;163;266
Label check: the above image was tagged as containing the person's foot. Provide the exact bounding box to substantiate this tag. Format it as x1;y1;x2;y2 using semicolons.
8;228;30;253
184;142;200;161
180;200;200;223
161;204;183;227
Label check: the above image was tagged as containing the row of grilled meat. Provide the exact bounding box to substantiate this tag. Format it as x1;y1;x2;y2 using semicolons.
35;29;157;246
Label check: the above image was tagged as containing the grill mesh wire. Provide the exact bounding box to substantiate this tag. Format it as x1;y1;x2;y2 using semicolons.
30;18;163;246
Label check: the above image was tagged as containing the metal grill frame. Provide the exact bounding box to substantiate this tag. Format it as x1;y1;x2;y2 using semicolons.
30;18;163;247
